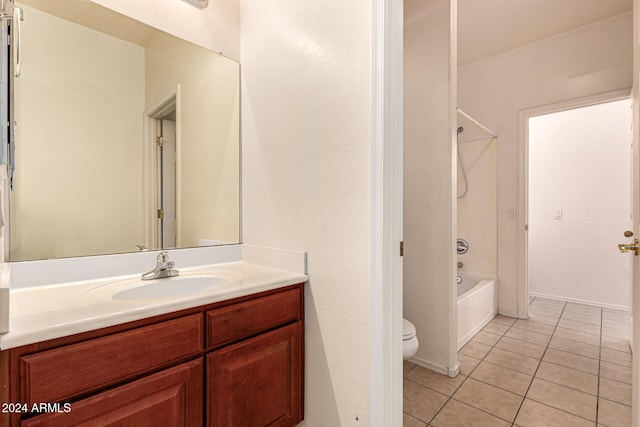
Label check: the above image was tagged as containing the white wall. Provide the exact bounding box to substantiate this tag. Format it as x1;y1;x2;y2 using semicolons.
241;1;371;424
458;13;633;316
11;5;145;260
404;0;458;374
90;0;240;61
145;31;240;247
457;137;497;278
529;100;631;308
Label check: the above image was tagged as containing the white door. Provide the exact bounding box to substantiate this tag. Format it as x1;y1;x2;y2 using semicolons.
630;1;640;424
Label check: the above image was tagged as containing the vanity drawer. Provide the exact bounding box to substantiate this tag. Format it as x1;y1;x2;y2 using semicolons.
19;314;202;405
206;288;301;348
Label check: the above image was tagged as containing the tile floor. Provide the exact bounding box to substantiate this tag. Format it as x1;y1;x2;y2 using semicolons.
403;297;632;426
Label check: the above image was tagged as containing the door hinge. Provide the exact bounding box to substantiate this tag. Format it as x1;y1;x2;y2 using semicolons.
157;209;164;219
156;136;165;146
400;241;404;257
525;224;528;231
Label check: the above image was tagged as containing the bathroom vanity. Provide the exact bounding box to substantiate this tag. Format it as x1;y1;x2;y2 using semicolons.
1;283;303;426
0;248;308;427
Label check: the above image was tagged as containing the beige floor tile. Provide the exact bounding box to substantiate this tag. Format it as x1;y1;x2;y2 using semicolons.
431;399;510;427
598;397;631;427
557;319;601;335
460;341;493;360
548;336;599;359
484;348;540;376
564;303;601;316
542;348;599;375
404;412;427;427
482;321;511;336
491;314;517;326
404;360;416;376
470;331;501;347
528;306;563;318
602;308;629;322
453;378;523;423
602;318;628;331
526;312;559;326
513;319;556;336
600;360;632;385
495;336;546;359
552;327;600;346
514;398;594;427
601;347;632;368
602;326;628;340
599;378;632;406
534;361;598;395
531;297;566;309
504;327;551;346
404;380;448;423
458;353;481;376
469;361;532;395
526;378;597;421
601;336;631;353
560;311;601;326
406;366;466;396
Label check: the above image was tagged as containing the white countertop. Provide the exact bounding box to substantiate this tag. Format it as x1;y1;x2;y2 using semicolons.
0;261;307;350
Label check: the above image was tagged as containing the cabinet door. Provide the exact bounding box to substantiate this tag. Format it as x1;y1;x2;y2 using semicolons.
21;359;203;427
207;323;302;427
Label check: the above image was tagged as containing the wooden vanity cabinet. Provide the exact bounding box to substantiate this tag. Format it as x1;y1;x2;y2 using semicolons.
0;284;304;427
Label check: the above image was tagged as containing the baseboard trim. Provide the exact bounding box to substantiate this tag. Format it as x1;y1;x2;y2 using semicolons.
408;356;460;378
528;292;629;311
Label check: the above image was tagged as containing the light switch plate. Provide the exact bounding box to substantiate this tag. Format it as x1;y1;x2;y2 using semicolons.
554;208;563;219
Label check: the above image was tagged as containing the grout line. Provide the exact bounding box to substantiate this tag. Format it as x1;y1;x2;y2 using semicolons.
510;300;566;425
428;316;518;424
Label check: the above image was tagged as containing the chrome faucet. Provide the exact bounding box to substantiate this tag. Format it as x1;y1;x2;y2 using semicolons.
142;251;179;280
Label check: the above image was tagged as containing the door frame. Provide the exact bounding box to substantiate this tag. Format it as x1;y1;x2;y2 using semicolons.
517;88;632;318
370;0;403;425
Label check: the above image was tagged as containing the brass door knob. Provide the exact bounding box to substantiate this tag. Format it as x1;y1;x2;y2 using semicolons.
618;239;639;256
624;230;634;237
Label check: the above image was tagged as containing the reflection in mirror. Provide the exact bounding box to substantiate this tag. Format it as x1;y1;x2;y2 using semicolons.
9;0;240;261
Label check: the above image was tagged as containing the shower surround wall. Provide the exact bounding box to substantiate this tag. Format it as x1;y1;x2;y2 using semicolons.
457;137;497;278
404;0;458;375
458;12;633;317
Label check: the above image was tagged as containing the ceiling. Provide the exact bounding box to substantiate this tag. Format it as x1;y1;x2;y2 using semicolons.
458;0;633;65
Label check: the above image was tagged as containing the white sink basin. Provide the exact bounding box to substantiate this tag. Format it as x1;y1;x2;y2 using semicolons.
113;276;231;300
86;273;232;301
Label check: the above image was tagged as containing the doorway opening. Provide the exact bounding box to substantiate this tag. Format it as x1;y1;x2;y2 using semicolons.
143;90;180;250
521;93;632;315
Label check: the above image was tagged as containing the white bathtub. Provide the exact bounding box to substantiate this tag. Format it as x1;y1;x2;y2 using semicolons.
457;274;497;350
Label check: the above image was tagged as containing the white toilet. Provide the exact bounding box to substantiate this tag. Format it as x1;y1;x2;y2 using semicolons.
403;318;419;360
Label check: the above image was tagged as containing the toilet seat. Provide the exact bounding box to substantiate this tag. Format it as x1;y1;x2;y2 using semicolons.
403;318;416;340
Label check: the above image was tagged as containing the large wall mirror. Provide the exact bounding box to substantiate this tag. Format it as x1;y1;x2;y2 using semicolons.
9;0;240;261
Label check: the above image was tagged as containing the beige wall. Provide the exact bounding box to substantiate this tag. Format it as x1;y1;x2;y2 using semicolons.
458;12;633;316
145;31;240;247
457;137;497;278
404;0;458;373
90;0;240;61
241;0;371;424
11;5;145;260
